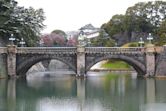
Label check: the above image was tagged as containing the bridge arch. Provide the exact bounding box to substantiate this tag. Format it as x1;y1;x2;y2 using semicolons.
86;55;146;75
16;55;76;76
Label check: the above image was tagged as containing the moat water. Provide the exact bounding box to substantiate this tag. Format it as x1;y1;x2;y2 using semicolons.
1;72;166;111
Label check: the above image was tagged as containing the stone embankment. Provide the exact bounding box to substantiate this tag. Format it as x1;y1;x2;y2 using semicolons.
27;62;46;73
26;62;46;79
26;60;71;79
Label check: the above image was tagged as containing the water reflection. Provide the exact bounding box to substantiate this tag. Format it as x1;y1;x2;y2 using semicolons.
146;79;156;103
1;73;166;111
140;79;166;111
7;79;16;111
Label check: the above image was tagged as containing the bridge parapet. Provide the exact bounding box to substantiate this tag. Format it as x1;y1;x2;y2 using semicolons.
0;47;7;54
85;47;145;54
154;46;163;53
17;47;77;54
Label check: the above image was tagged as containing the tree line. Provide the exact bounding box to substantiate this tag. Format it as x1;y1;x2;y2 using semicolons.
1;1;166;47
101;1;166;46
41;30;77;47
0;0;45;46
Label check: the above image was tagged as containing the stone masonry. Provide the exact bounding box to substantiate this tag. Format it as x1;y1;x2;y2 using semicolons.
1;45;166;78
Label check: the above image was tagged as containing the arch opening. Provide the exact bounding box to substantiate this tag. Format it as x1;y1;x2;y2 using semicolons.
86;55;146;76
17;56;76;77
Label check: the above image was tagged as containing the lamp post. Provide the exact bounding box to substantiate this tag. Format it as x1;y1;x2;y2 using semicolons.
39;40;44;47
87;39;91;47
115;42;118;47
138;37;144;47
147;33;153;44
78;31;87;47
9;34;15;45
19;38;25;47
77;31;86;77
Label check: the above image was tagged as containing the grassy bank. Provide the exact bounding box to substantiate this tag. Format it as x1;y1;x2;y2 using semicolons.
101;60;131;70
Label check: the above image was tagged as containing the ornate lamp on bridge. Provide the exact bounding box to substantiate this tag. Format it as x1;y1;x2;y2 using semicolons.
77;31;87;77
19;38;25;47
138;37;144;47
145;33;155;77
77;31;87;47
147;33;153;44
9;34;15;45
7;34;17;77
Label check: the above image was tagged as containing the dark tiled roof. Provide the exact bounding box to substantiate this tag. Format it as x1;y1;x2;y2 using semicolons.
79;24;96;30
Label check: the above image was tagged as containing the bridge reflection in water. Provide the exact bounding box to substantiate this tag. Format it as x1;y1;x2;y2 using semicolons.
1;73;166;111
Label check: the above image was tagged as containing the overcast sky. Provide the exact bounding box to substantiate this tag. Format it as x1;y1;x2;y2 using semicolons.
16;0;154;33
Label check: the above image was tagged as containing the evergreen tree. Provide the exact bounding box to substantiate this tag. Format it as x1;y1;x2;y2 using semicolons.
0;0;45;46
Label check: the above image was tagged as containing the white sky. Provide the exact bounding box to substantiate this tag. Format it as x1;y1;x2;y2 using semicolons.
16;0;153;33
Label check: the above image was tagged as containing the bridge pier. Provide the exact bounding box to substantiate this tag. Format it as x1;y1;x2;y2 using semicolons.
145;45;155;77
76;46;86;77
7;45;17;78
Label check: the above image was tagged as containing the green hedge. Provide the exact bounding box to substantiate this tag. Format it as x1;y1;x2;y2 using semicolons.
101;60;131;69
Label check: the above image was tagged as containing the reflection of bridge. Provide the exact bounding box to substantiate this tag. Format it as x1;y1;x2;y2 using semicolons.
3;76;166;111
1;45;166;78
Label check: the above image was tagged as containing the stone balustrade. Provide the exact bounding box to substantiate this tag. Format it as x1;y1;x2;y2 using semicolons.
0;47;151;55
0;47;7;53
17;47;77;54
85;47;145;54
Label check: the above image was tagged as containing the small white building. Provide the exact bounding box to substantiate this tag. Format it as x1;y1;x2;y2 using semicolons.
79;24;100;46
66;24;109;46
66;24;100;40
79;24;100;38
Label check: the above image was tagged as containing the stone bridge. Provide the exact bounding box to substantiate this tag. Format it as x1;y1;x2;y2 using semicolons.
0;45;166;78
